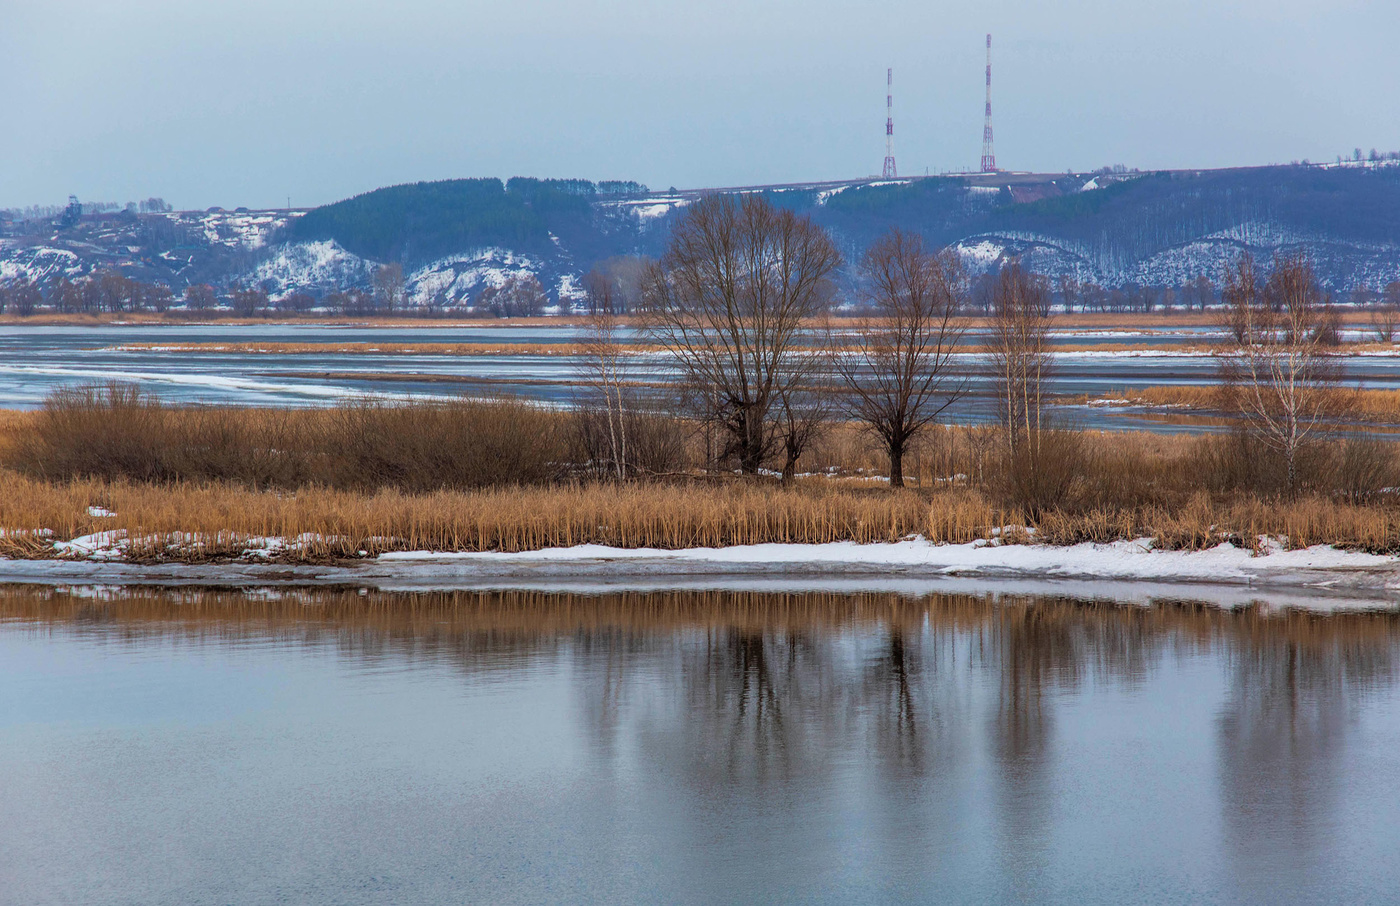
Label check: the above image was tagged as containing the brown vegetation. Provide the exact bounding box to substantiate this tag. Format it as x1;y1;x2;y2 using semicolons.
2;387;1400;561
1099;385;1400;426
7;384;569;492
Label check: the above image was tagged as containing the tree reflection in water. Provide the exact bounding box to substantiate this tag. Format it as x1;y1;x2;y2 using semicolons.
3;583;1398;896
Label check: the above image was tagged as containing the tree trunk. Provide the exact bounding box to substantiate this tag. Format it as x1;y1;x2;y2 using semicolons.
889;443;905;489
781;446;798;483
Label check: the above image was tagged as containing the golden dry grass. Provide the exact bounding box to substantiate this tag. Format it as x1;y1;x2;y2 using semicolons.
1104;385;1400;424
0;473;959;561
3;468;1400;562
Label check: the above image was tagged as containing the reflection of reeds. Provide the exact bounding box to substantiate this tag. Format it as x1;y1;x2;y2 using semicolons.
109;341;666;356
3;586;1395;692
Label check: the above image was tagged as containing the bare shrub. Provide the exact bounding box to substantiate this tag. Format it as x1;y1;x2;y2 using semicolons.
15;384;174;482
319;398;565;491
8;385;567;492
990;428;1086;518
1335;438;1399;505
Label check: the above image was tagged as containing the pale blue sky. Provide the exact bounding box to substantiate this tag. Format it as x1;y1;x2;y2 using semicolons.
2;0;1396;209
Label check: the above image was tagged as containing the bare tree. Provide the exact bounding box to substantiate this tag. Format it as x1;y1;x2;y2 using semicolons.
986;262;1052;457
577;306;632;479
372;262;406;314
773;333;834;483
230;285;268;317
1218;253;1345;493
642;194;841;474
184;283;217;311
1057;275;1079;314
837;229;966;487
480;274;547;318
1376;294;1400;343
582;268;620;316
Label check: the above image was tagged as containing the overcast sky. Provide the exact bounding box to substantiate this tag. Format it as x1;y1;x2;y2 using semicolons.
2;0;1397;210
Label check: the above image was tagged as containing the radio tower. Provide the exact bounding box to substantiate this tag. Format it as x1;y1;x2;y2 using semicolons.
980;34;997;173
882;67;897;179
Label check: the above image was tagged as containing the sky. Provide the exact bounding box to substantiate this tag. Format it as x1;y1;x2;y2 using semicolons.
2;0;1397;210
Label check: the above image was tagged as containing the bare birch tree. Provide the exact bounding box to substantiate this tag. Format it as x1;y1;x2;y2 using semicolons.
641;194;842;474
986;262;1052;456
577;306;632;479
1218;253;1345;494
837;229;966;487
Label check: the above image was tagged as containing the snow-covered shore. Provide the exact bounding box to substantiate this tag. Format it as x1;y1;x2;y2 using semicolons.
3;537;1400;611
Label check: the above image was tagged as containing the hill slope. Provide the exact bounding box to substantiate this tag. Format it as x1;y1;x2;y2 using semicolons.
3;163;1398;305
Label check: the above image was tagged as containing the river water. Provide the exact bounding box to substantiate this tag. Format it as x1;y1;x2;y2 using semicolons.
2;584;1398;905
4;324;1400;431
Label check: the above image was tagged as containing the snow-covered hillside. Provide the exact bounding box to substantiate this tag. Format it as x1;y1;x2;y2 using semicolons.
5;163;1400;307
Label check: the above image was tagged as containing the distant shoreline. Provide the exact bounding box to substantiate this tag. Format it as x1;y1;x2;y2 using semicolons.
0;310;1389;330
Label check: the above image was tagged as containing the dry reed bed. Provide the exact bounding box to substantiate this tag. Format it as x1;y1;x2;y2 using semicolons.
3;471;1400;562
0;473;940;561
1104;385;1400;423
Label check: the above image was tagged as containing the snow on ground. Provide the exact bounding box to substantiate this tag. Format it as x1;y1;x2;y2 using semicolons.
610;196;690;224
378;537;1394;585
815;186;852;205
954;238;1007;266
252;240;373;295
406;248;546;303
5;536;1400;610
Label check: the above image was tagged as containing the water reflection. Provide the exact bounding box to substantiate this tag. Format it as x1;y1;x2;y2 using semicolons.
3;585;1399;904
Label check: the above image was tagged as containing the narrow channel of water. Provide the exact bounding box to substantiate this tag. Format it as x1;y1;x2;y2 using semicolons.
2;585;1397;905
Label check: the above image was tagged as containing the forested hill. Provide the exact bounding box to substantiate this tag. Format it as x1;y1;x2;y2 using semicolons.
288;177;647;267
3;162;1399;306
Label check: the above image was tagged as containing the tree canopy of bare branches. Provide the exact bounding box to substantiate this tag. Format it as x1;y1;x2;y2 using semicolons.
642;194;842;474
1218;253;1346;493
837;229;966;487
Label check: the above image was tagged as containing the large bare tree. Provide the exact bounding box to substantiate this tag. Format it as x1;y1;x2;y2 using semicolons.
642;194;842;474
1218;253;1345;493
837;229;966;487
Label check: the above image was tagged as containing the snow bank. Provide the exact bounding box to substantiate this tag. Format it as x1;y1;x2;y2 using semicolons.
378;537;1394;584
4;536;1399;611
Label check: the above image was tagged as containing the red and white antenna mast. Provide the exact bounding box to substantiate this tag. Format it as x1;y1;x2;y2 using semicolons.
980;34;997;173
882;67;897;179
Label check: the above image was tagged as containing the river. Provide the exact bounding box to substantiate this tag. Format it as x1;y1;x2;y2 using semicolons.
2;584;1397;905
3;324;1400;432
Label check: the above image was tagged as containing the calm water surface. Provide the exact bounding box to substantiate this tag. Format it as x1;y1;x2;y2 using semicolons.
2;585;1399;905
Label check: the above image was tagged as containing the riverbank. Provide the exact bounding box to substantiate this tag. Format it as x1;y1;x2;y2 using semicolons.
3;537;1398;612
